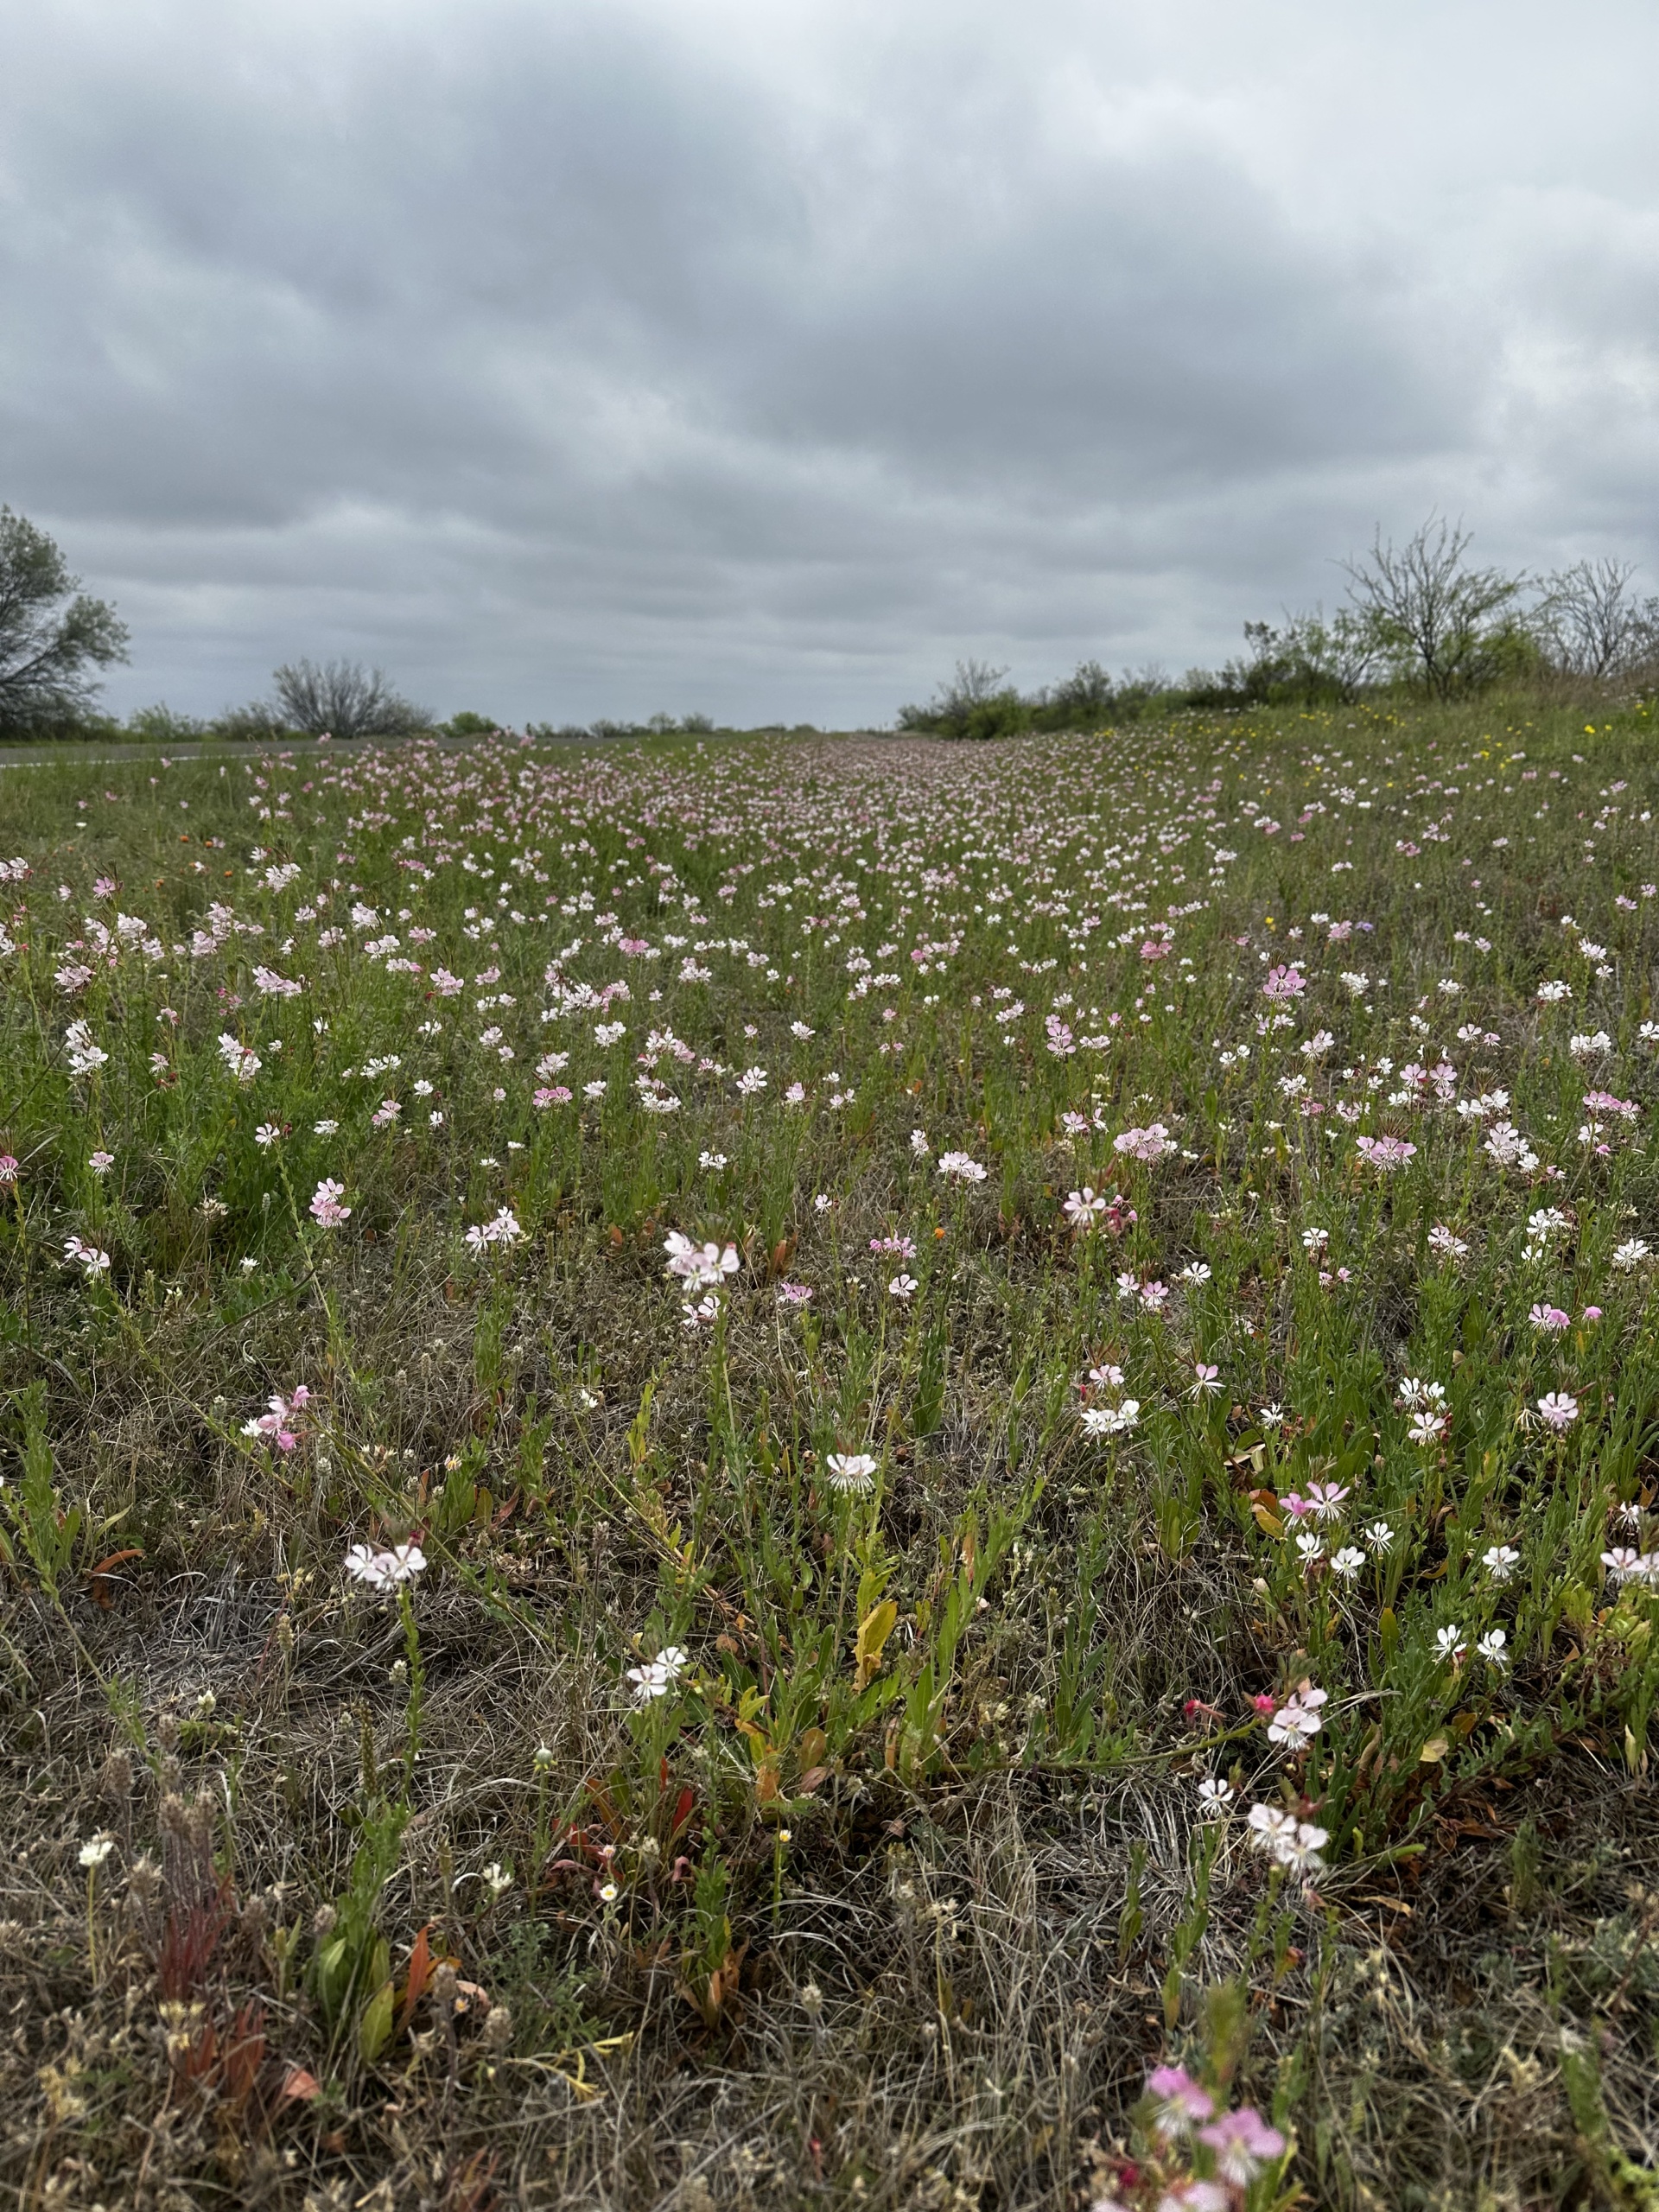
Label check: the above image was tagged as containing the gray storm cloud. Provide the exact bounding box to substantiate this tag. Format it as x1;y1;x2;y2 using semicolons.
2;0;1656;725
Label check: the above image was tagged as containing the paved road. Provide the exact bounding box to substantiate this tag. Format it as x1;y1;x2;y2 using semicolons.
0;733;509;769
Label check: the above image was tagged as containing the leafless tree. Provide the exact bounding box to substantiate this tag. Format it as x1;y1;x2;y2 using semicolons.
1532;558;1659;680
1343;517;1522;696
271;658;430;740
935;659;1013;715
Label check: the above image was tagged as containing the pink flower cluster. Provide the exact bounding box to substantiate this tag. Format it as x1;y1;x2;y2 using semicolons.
308;1178;351;1227
664;1231;741;1287
1064;1185;1135;1234
1282;1482;1349;1522
243;1384;312;1452
464;1205;524;1255
1113;1122;1176;1165
1090;2064;1286;2210
1354;1134;1417;1172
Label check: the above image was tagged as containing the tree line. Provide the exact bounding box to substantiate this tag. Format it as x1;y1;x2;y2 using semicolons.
897;518;1659;736
3;504;1656;744
0;508;747;742
0;506;437;741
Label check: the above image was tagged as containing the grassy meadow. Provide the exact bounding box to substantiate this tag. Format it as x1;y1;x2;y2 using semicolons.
3;701;1659;2211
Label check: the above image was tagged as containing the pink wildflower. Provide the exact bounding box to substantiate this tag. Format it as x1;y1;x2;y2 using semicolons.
1266;1686;1326;1749
1113;1122;1175;1164
464;1205;524;1255
1355;1134;1417;1171
1064;1186;1109;1228
1197;2107;1286;2184
1158;2185;1227;2212
309;1178;351;1227
664;1231;741;1286
346;1540;427;1589
243;1384;311;1452
1146;2065;1214;2133
63;1235;112;1275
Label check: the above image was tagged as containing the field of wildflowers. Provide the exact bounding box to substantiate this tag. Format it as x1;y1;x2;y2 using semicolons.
3;702;1658;2209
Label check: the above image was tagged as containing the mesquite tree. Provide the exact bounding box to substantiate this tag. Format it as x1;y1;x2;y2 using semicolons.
0;507;129;732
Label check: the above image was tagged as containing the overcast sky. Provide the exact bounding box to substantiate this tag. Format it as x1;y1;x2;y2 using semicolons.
3;0;1656;728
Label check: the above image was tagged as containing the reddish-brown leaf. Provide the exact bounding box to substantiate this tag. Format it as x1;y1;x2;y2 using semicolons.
87;1548;143;1607
397;1923;434;2031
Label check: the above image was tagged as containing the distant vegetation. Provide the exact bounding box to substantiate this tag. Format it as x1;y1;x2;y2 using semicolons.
5;505;1658;748
126;660;430;745
898;518;1659;736
526;710;723;741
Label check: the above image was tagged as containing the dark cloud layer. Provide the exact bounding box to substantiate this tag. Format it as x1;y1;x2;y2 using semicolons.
3;0;1657;725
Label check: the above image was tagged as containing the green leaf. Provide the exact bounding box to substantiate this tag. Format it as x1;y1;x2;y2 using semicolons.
855;1599;898;1687
358;1976;396;2064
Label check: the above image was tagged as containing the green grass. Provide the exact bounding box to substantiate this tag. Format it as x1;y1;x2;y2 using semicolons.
3;698;1658;2210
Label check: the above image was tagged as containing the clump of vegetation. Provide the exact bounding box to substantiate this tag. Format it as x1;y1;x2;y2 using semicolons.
264;658;431;741
123;661;435;748
2;696;1657;2208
